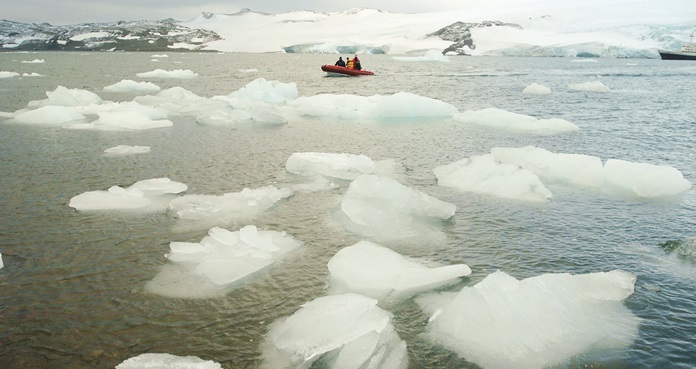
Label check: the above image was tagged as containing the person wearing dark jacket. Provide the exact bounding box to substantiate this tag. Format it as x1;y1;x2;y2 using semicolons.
353;55;362;70
335;57;346;67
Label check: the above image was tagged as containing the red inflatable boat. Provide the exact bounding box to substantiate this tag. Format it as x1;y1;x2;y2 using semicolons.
321;65;375;76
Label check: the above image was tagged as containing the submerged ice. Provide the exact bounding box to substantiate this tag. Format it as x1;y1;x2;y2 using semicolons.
418;270;640;369
454;107;579;135
116;353;221;369
336;174;456;238
286;152;375;180
328;241;471;301
146;225;301;298
261;293;407;369
69;178;187;211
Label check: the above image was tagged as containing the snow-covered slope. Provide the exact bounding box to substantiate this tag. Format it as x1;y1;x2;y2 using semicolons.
2;0;695;57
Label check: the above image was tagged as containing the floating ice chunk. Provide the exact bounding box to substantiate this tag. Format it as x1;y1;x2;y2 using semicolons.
146;225;301;298
150;54;169;58
69;178;187;211
419;270;640;369
568;80;610;92
103;79;161;93
392;49;449;62
337;174;456;237
226;78;298;104
261;293;407;369
21;59;44;63
130;178;188;196
12;106;86;126
135;86;208;116
372;92;458;119
286;152;375;180
491;146;604;188
434;154;552;202
195;103;287;126
603;159;692;198
22;72;43;77
0;252;3;269
289;92;457;121
522;83;552;94
289;94;372;119
103;145;151;156
136;69;198;79
0;71;19;78
453;108;579;135
69;110;173;131
116;353;222;369
169;185;293;220
239;68;258;73
27;86;103;108
328;241;471;300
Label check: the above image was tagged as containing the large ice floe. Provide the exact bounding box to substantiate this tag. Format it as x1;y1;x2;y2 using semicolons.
417;270;640;369
168;185;293;221
453;107;579;135
335;174;456;238
288;92;458;121
286;152;376;181
69;178;187;212
145;225;302;298
103;145;151;157
261;293;407;369
103;79;161;94
116;353;221;369
134;78;294;126
328;241;471;301
434;154;553;202
491;146;692;198
135;68;198;79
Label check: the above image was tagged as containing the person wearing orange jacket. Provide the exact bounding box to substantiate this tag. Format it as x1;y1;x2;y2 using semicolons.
346;57;354;69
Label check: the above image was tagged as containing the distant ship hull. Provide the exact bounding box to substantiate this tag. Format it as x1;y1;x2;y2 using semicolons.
658;50;696;60
321;65;374;76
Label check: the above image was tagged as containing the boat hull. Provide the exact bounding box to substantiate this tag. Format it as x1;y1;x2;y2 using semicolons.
658;51;696;60
321;65;374;76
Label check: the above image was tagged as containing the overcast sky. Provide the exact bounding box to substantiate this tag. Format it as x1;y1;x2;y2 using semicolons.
4;0;468;25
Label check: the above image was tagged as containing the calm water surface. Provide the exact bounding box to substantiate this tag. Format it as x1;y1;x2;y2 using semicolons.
1;52;695;368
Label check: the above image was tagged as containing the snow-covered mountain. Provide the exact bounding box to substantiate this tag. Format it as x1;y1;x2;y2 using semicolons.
1;1;695;58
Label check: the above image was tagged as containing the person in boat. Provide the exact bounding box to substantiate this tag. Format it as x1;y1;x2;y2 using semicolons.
334;56;346;67
346;57;354;69
353;55;362;70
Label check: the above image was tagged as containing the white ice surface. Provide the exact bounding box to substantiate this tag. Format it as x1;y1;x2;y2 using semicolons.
69;178;187;211
116;353;222;369
261;293;407;369
454;107;579;135
328;241;471;301
286;152;375;180
418;269;640;369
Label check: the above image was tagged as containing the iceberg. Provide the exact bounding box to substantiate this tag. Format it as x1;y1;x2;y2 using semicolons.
0;71;20;78
103;79;161;93
419;270;640;369
434;154;552;202
168;185;293;221
69;178;187;211
454;107;579;135
491;146;605;188
328;241;471;301
603;159;692;198
261;293;407;369
522;83;552;95
285;152;375;180
27;86;103;108
288;92;458;121
11;106;87;126
103;145;151;156
336;174;456;237
145;225;302;298
136;68;198;79
116;353;221;369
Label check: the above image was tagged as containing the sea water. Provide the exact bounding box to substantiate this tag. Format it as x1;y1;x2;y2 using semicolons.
0;52;695;368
